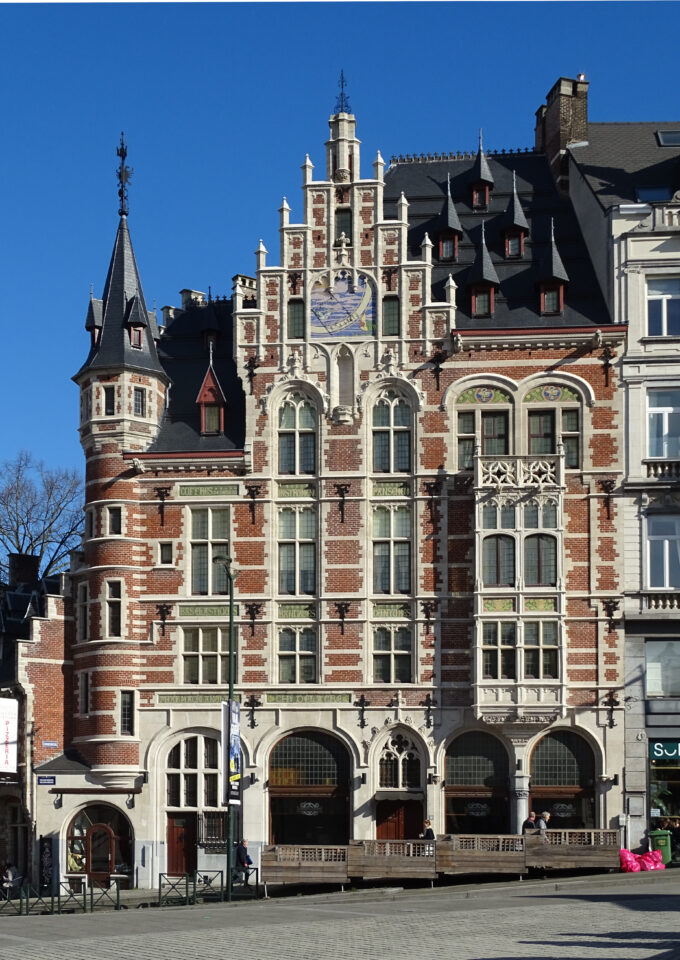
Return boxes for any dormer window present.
[471,285,494,318]
[131,326,143,348]
[541,283,564,315]
[472,184,489,210]
[439,231,458,262]
[505,231,524,259]
[202,404,223,435]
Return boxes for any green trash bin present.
[649,829,672,865]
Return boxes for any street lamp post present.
[213,554,238,902]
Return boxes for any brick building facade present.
[2,81,629,888]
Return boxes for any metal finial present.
[447,172,452,196]
[479,128,483,152]
[116,132,133,217]
[335,70,351,114]
[550,216,555,242]
[481,219,486,244]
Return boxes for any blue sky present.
[2,1,679,473]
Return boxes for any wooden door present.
[166,814,197,875]
[86,824,114,888]
[376,800,423,840]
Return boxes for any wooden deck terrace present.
[261,830,621,884]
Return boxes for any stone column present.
[511,775,532,834]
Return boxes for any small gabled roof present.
[85,296,103,331]
[124,294,148,328]
[540,219,569,283]
[470,130,494,186]
[469,221,499,286]
[503,170,529,232]
[195,360,227,406]
[444,173,463,233]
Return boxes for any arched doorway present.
[66,804,133,888]
[445,731,510,834]
[375,731,424,839]
[165,732,234,875]
[530,730,596,828]
[269,731,350,844]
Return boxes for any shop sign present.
[0,699,18,773]
[178,484,239,497]
[649,740,680,760]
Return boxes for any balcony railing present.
[642,591,680,611]
[475,454,564,490]
[645,459,680,480]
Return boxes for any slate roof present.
[384,150,610,330]
[35,749,91,774]
[74,216,166,381]
[146,297,246,453]
[570,122,680,210]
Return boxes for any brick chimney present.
[535,75,589,191]
[8,553,41,589]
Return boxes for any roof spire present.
[542,217,569,282]
[116,132,133,217]
[446,173,462,233]
[503,169,529,232]
[469,219,500,286]
[335,69,351,114]
[471,128,494,187]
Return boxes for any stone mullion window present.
[372,391,412,473]
[647,278,680,337]
[77,582,89,642]
[481,621,517,680]
[278,393,317,475]
[372,505,411,595]
[523,621,559,680]
[106,580,122,637]
[648,388,680,459]
[190,507,230,596]
[166,734,221,811]
[182,626,231,684]
[278,506,317,596]
[278,626,318,683]
[373,625,413,682]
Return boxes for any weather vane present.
[116,132,133,217]
[335,70,351,114]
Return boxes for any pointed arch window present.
[372,391,412,473]
[278,392,317,475]
[379,734,421,789]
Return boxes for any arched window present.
[482,535,515,586]
[531,731,594,788]
[278,392,316,475]
[444,732,510,835]
[66,804,134,884]
[524,534,557,586]
[524,383,582,469]
[373,391,411,473]
[378,733,421,789]
[166,734,221,809]
[269,731,351,845]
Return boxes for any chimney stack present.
[535,75,589,191]
[8,553,41,589]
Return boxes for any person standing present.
[419,819,435,841]
[521,811,537,833]
[234,839,253,886]
[536,811,551,831]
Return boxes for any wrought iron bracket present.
[156,603,172,636]
[245,355,259,395]
[602,598,620,634]
[334,483,351,523]
[335,600,351,635]
[154,486,171,527]
[243,693,261,729]
[421,599,437,634]
[355,693,370,728]
[603,689,620,729]
[598,476,616,520]
[422,692,437,729]
[245,483,262,524]
[244,601,263,636]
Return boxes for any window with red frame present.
[472,184,489,209]
[439,232,458,261]
[202,404,223,434]
[505,232,524,258]
[471,285,494,318]
[541,284,563,315]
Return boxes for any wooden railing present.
[261,830,620,884]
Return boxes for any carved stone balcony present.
[644,459,680,481]
[475,454,564,491]
[642,591,680,611]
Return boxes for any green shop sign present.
[649,740,680,760]
[179,484,240,497]
[178,604,240,618]
[267,693,352,704]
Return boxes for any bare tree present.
[0,451,84,581]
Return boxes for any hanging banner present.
[0,699,18,773]
[221,700,241,806]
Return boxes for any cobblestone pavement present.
[1,873,679,960]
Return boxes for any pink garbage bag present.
[620,848,641,872]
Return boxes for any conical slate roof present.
[541,219,569,282]
[468,221,499,286]
[74,216,166,381]
[444,174,462,233]
[503,171,529,232]
[470,130,494,186]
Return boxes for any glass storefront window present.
[646,640,680,697]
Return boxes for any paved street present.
[1,872,679,960]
